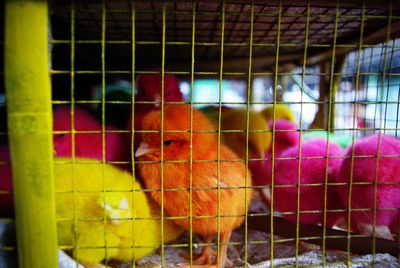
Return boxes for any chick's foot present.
[180,245,217,265]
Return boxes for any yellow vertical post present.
[4,1,58,267]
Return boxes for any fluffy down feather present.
[336,134,400,240]
[260,139,344,226]
[221,108,272,158]
[53,106,129,163]
[126,72,184,151]
[0,106,129,217]
[55,158,182,266]
[267,119,300,157]
[261,104,296,123]
[135,104,253,267]
[247,119,299,211]
[249,120,299,188]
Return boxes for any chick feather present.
[55,158,182,266]
[136,71,183,103]
[253,138,343,226]
[135,104,253,267]
[272,139,344,226]
[261,104,296,123]
[221,109,272,158]
[126,72,184,151]
[1,106,130,217]
[249,119,299,190]
[53,106,129,163]
[267,119,300,157]
[336,134,400,240]
[246,119,299,213]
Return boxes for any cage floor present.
[1,221,397,268]
[1,192,398,268]
[135,229,398,268]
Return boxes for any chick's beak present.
[135,141,157,157]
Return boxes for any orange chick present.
[135,104,253,268]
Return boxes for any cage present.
[1,0,400,267]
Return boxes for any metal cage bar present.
[130,0,137,265]
[4,1,58,267]
[188,1,196,266]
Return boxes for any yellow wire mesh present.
[1,0,400,267]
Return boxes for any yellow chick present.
[55,158,182,267]
[221,109,271,158]
[261,104,296,123]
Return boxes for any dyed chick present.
[261,104,296,123]
[53,105,129,163]
[135,105,253,268]
[55,158,182,267]
[336,134,400,240]
[221,108,272,159]
[248,119,299,206]
[0,106,130,217]
[260,139,344,226]
[266,119,299,157]
[127,72,184,150]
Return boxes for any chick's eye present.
[163,140,174,146]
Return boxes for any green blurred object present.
[94,82,133,102]
[302,131,353,149]
[94,81,133,129]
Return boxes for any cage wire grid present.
[1,0,400,267]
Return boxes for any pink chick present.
[0,106,130,217]
[53,105,129,163]
[336,134,400,240]
[267,119,300,157]
[248,119,299,208]
[262,138,344,226]
[249,119,299,188]
[126,72,184,150]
